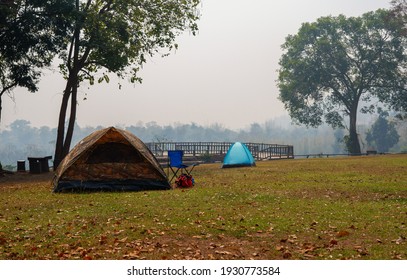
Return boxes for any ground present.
[0,156,406,260]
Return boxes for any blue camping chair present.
[167,150,198,183]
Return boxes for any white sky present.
[1,0,391,131]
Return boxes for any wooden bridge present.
[145,142,294,161]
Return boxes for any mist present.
[1,116,405,168]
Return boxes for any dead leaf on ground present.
[391,236,405,244]
[0,236,7,245]
[330,239,338,246]
[215,250,233,256]
[282,251,292,259]
[336,230,350,238]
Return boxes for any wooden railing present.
[145,142,294,161]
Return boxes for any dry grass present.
[0,154,406,260]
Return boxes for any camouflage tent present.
[52,127,170,192]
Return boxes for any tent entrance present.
[86,143,143,164]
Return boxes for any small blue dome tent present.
[222,142,256,168]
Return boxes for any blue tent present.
[222,142,256,168]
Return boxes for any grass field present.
[0,154,406,260]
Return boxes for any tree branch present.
[0,81,19,97]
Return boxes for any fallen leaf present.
[275,245,285,251]
[99,235,108,245]
[282,251,292,259]
[336,230,350,238]
[215,250,233,255]
[355,247,368,256]
[302,254,315,259]
[391,237,405,244]
[0,236,7,245]
[117,237,128,243]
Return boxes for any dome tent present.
[222,142,256,168]
[53,127,170,192]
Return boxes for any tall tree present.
[390,0,407,120]
[53,0,200,167]
[391,0,407,26]
[0,0,74,123]
[366,109,400,153]
[277,9,407,154]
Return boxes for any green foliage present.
[366,110,400,152]
[59,0,200,87]
[0,0,74,87]
[0,0,74,121]
[390,0,407,117]
[341,134,363,154]
[278,9,407,154]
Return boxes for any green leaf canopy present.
[278,9,407,129]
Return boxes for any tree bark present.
[53,62,82,168]
[62,78,77,157]
[348,105,362,155]
[54,79,73,168]
[0,94,2,124]
[1,82,18,124]
[53,0,81,169]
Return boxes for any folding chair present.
[167,150,198,183]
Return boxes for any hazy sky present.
[1,0,391,131]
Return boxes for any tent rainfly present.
[52,127,171,192]
[222,142,256,168]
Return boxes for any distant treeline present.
[1,118,406,167]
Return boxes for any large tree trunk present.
[54,82,72,168]
[0,94,2,124]
[53,67,80,168]
[348,106,362,155]
[62,80,77,157]
[54,0,81,169]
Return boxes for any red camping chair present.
[167,150,198,183]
